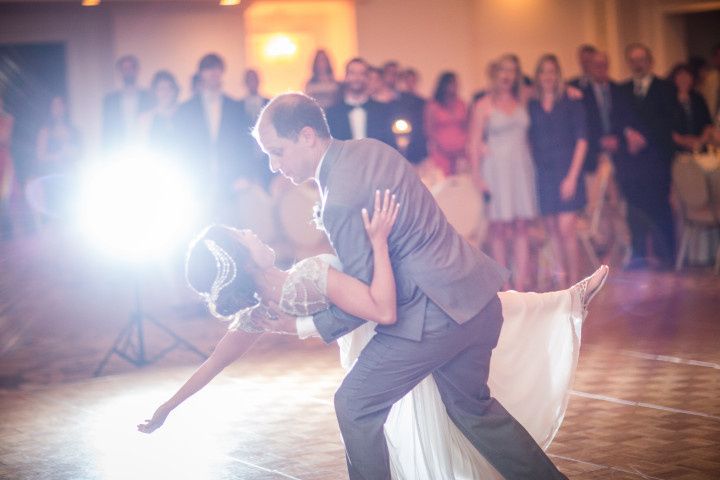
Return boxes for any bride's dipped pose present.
[138,190,608,479]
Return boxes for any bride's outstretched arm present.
[325,189,400,325]
[137,329,261,433]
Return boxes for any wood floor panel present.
[1,232,719,479]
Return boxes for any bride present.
[138,191,608,479]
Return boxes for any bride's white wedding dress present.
[232,254,586,479]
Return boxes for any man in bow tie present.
[325,57,397,149]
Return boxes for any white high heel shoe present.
[574,265,609,314]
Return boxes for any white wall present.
[355,0,476,99]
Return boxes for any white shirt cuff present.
[296,316,320,339]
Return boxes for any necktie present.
[633,80,644,99]
[599,85,611,134]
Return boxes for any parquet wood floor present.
[1,230,718,479]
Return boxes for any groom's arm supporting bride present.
[137,193,401,434]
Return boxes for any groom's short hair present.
[253,92,331,142]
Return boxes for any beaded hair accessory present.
[202,239,238,319]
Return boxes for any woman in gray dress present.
[469,54,537,291]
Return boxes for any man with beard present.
[325,57,396,149]
[102,55,153,151]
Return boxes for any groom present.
[253,93,567,480]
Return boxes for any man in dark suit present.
[102,55,153,151]
[568,44,598,91]
[174,53,252,218]
[325,58,397,149]
[618,43,677,268]
[254,93,568,480]
[581,51,637,173]
[392,68,428,164]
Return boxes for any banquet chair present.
[672,158,720,272]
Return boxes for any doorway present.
[0,42,67,184]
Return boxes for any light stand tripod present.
[94,276,207,377]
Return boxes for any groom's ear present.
[298,126,317,146]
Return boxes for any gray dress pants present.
[334,295,568,480]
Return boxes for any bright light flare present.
[77,154,197,260]
[263,34,298,59]
[392,118,412,135]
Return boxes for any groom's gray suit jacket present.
[313,138,509,343]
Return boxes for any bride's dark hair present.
[185,225,259,317]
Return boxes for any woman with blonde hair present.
[528,54,588,286]
[468,54,537,290]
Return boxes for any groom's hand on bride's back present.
[256,301,298,335]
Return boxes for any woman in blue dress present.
[528,54,588,286]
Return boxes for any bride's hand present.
[137,404,171,434]
[362,189,400,247]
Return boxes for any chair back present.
[673,159,710,210]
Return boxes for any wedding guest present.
[424,71,467,176]
[102,55,152,151]
[239,69,269,122]
[304,49,341,109]
[398,68,419,94]
[174,53,250,218]
[568,44,597,90]
[138,70,179,153]
[470,54,533,112]
[528,55,588,286]
[367,65,385,100]
[620,43,677,268]
[669,63,714,153]
[374,61,400,104]
[469,55,537,290]
[325,58,395,148]
[35,96,81,175]
[393,68,428,164]
[581,51,638,178]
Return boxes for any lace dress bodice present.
[229,254,338,332]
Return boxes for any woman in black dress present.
[139,70,179,154]
[669,63,714,153]
[528,54,588,286]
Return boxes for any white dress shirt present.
[295,144,332,339]
[120,90,141,142]
[345,95,369,140]
[202,91,223,142]
[633,75,654,99]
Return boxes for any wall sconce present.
[263,34,298,60]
